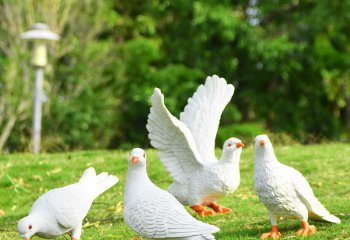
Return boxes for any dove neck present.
[27,214,44,237]
[221,149,241,164]
[255,148,279,166]
[124,166,153,200]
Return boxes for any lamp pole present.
[21,23,59,154]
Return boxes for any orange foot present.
[71,238,78,240]
[208,202,232,214]
[261,226,281,239]
[296,221,316,237]
[190,205,215,217]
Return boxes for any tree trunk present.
[345,97,350,140]
[0,115,17,152]
[342,78,350,141]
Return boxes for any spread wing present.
[146,88,204,183]
[123,189,219,238]
[180,75,235,163]
[287,166,341,224]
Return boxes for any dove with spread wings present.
[147,75,243,216]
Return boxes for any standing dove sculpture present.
[123,148,220,240]
[17,167,118,240]
[254,134,341,239]
[146,75,244,217]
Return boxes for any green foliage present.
[2,0,350,151]
[0,145,349,239]
[216,122,265,147]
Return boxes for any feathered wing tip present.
[178,75,235,163]
[207,224,220,234]
[204,75,235,101]
[150,88,165,111]
[179,223,219,240]
[147,88,168,128]
[185,234,216,240]
[196,221,220,235]
[79,167,96,182]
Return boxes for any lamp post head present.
[21,23,59,67]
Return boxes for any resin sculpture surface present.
[123,148,219,239]
[254,134,340,239]
[17,167,118,240]
[147,75,243,216]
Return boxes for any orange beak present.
[259,140,265,146]
[131,156,139,164]
[236,142,245,148]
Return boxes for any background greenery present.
[1,0,350,152]
[0,146,349,239]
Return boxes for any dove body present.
[18,167,118,240]
[147,75,243,216]
[254,134,340,238]
[123,148,220,240]
[168,145,241,206]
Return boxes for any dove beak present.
[259,140,265,146]
[236,142,245,148]
[131,156,139,164]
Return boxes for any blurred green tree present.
[1,0,350,152]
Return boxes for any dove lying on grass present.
[123,148,220,240]
[254,134,340,239]
[147,75,244,217]
[18,167,118,240]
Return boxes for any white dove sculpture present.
[123,148,220,240]
[254,134,341,239]
[17,167,118,240]
[146,75,244,217]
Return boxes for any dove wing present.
[44,184,93,228]
[123,189,219,238]
[180,75,235,163]
[287,166,340,223]
[147,88,204,183]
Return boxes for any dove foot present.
[261,225,281,239]
[296,221,316,237]
[208,202,232,214]
[190,205,215,217]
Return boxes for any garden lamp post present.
[21,23,59,154]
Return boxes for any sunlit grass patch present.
[0,144,349,239]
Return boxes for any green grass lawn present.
[0,144,349,239]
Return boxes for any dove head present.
[254,134,277,162]
[18,215,40,239]
[128,148,147,168]
[254,134,272,150]
[222,137,244,161]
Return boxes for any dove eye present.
[29,225,32,230]
[143,153,146,158]
[228,144,232,147]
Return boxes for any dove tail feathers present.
[80,167,97,182]
[93,174,119,199]
[309,212,341,224]
[303,193,341,224]
[321,214,341,224]
[80,167,118,198]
